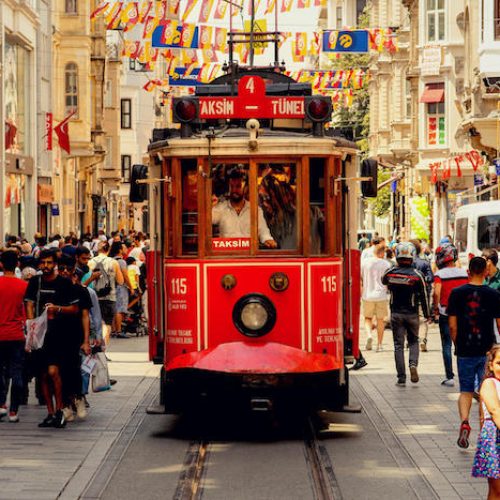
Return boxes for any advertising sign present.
[322,30,369,53]
[169,67,202,86]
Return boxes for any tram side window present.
[310,158,326,255]
[181,159,198,255]
[258,164,297,250]
[211,164,251,252]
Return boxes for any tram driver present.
[212,168,277,248]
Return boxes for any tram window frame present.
[205,160,252,257]
[308,157,328,256]
[162,159,174,258]
[254,159,302,256]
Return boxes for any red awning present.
[420,87,445,103]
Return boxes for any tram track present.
[173,439,209,500]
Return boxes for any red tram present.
[131,65,377,414]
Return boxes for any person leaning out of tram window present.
[212,168,277,248]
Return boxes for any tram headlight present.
[232,294,277,338]
[173,98,198,123]
[305,97,332,122]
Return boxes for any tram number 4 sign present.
[199,75,305,119]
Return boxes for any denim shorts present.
[116,286,129,314]
[457,356,487,393]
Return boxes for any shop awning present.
[420,85,445,103]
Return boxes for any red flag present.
[54,111,76,154]
[90,1,109,19]
[454,155,463,177]
[5,120,17,150]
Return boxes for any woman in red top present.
[0,250,28,422]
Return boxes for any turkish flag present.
[54,111,75,154]
[5,120,17,150]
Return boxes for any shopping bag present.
[25,309,48,352]
[91,352,111,392]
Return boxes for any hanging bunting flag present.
[202,48,218,63]
[5,120,17,150]
[214,27,228,52]
[156,0,168,21]
[182,0,200,20]
[322,30,369,53]
[181,48,199,65]
[295,32,307,56]
[138,1,153,22]
[90,1,110,19]
[152,22,199,48]
[214,0,228,18]
[142,15,159,39]
[265,0,276,14]
[199,25,214,49]
[281,0,293,13]
[122,2,140,32]
[45,113,53,151]
[454,155,463,177]
[199,0,215,23]
[105,2,123,29]
[180,22,197,48]
[169,0,181,15]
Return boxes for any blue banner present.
[169,68,203,86]
[322,30,369,53]
[494,158,500,176]
[152,24,199,49]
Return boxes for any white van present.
[454,200,500,264]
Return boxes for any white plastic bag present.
[25,309,48,352]
[91,352,111,392]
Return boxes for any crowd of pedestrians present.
[0,230,149,427]
[358,232,500,497]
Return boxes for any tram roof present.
[148,127,359,154]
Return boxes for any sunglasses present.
[58,265,74,271]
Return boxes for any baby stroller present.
[123,291,148,337]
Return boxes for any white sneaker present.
[441,378,455,387]
[376,344,383,352]
[0,406,7,418]
[62,406,75,422]
[366,337,373,351]
[75,398,87,420]
[8,412,19,423]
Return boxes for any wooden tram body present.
[136,68,375,414]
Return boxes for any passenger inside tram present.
[212,167,277,248]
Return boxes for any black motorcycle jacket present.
[382,264,430,317]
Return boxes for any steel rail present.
[173,440,209,500]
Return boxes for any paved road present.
[0,326,490,499]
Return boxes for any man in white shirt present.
[212,170,277,248]
[361,244,390,351]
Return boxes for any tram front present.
[137,70,371,414]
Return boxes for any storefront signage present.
[45,113,53,151]
[5,153,34,176]
[199,76,305,119]
[494,158,500,176]
[38,184,54,204]
[51,203,60,216]
[421,46,442,77]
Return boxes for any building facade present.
[0,0,41,240]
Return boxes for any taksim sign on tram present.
[199,76,306,119]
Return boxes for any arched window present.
[65,63,78,116]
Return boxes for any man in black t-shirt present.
[448,256,500,449]
[25,250,79,428]
[57,254,92,422]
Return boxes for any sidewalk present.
[353,323,487,500]
[0,337,160,500]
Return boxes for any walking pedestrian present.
[109,241,131,338]
[410,239,434,352]
[433,244,468,386]
[358,232,369,251]
[361,244,390,351]
[482,248,500,291]
[471,345,500,498]
[448,257,500,449]
[0,251,28,423]
[57,255,91,422]
[382,242,431,386]
[89,241,124,347]
[25,249,80,428]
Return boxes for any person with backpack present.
[88,242,124,347]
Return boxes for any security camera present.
[246,119,260,131]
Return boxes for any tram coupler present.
[250,398,273,412]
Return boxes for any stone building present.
[0,0,41,240]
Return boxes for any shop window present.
[65,63,78,116]
[405,79,412,119]
[129,59,136,70]
[65,0,77,14]
[121,98,132,129]
[426,0,445,42]
[309,159,326,255]
[421,83,445,146]
[336,7,343,29]
[121,155,131,182]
